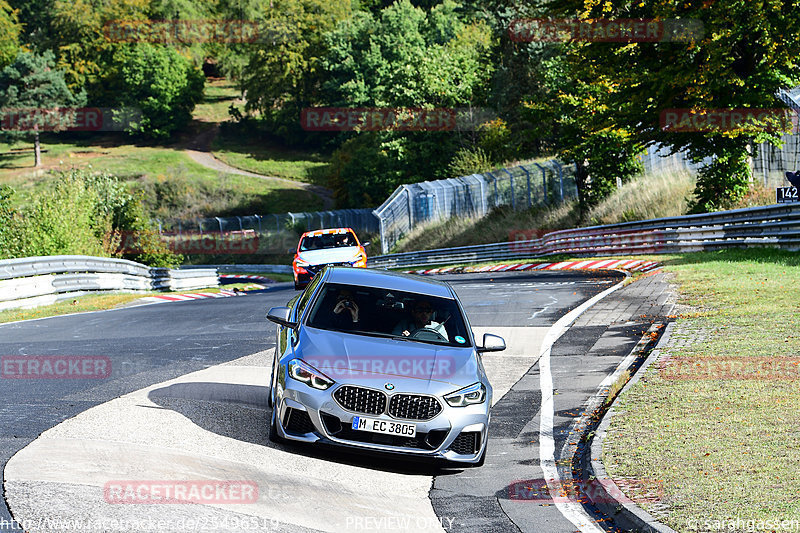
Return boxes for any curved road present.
[0,270,674,532]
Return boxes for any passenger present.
[392,300,448,340]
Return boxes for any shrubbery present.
[0,170,180,267]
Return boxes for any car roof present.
[324,267,454,298]
[300,228,355,238]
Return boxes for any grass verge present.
[0,282,272,324]
[603,248,800,531]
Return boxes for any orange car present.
[292,228,368,290]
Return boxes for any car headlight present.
[352,253,365,264]
[287,359,334,390]
[294,258,310,267]
[444,382,486,407]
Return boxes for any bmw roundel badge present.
[384,383,395,391]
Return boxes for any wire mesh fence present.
[156,208,379,235]
[373,160,579,254]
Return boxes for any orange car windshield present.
[300,233,357,251]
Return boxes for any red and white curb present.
[139,290,239,303]
[219,274,274,284]
[405,259,661,275]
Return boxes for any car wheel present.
[269,407,284,444]
[294,281,303,291]
[267,353,277,409]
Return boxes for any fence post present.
[215,217,223,233]
[503,168,515,210]
[533,163,547,204]
[552,160,565,201]
[520,166,532,208]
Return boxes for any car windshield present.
[305,283,472,347]
[299,232,357,251]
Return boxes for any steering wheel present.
[409,327,448,341]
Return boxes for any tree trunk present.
[574,160,590,224]
[34,128,41,168]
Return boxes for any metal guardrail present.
[0,256,220,312]
[367,203,800,269]
[180,264,292,274]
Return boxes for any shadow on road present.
[148,381,463,477]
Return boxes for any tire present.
[269,408,284,444]
[294,280,304,291]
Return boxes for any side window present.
[293,272,324,322]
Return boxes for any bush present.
[109,44,204,139]
[0,170,181,267]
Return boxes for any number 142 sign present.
[777,186,799,203]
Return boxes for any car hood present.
[296,327,483,395]
[296,247,361,264]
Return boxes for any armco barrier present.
[367,203,800,269]
[0,256,219,312]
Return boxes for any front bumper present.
[273,382,489,464]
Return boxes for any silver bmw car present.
[266,266,505,466]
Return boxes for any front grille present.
[334,386,387,415]
[449,431,480,455]
[389,394,442,421]
[283,407,316,435]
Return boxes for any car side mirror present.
[362,241,371,247]
[266,306,298,329]
[477,333,506,353]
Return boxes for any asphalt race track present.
[0,270,675,533]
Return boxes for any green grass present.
[0,139,323,217]
[0,281,279,324]
[211,133,330,184]
[193,78,241,124]
[603,249,800,531]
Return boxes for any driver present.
[392,300,449,340]
[330,288,360,328]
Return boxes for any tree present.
[0,51,86,167]
[318,0,495,206]
[0,0,20,68]
[240,0,353,135]
[107,44,204,139]
[547,0,800,212]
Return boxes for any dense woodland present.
[1,0,799,222]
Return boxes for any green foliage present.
[0,0,20,68]
[320,0,493,107]
[448,146,494,177]
[317,0,495,206]
[108,44,204,139]
[48,0,150,92]
[547,0,800,212]
[0,170,180,266]
[0,50,87,139]
[240,0,353,120]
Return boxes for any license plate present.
[351,416,416,437]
